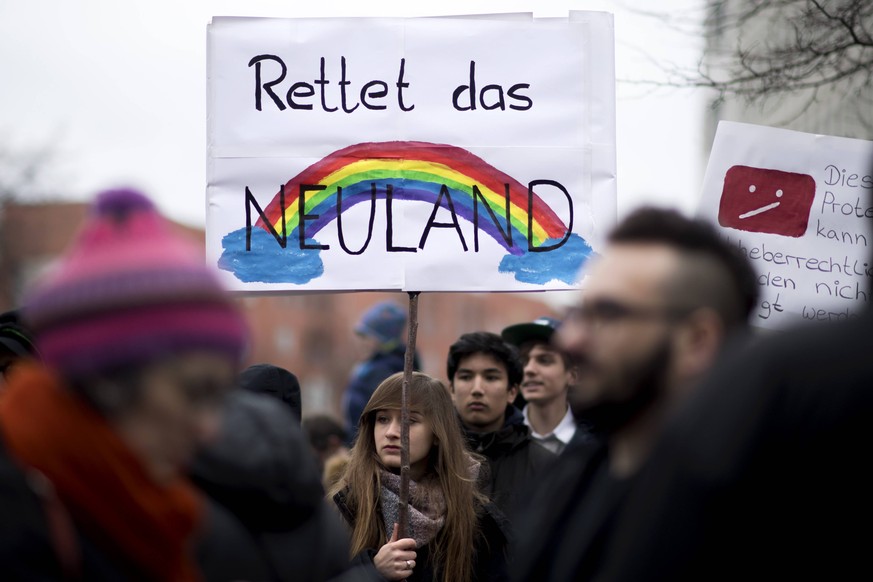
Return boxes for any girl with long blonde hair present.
[329,371,509,582]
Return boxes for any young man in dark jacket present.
[447,332,555,516]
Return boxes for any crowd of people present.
[1,185,870,581]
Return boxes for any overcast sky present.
[0,0,707,227]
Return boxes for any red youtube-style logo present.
[718,165,816,238]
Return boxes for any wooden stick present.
[397,291,420,539]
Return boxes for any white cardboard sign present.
[206,13,616,292]
[699,121,873,329]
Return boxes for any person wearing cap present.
[0,309,39,393]
[342,300,419,446]
[501,316,581,455]
[509,207,758,581]
[237,362,303,423]
[447,331,556,516]
[0,189,248,580]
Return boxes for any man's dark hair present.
[608,207,758,327]
[447,332,523,388]
[517,339,582,372]
[302,414,348,453]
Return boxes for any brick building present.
[0,200,560,418]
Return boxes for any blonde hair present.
[322,449,350,492]
[329,371,483,582]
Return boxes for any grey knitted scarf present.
[380,470,447,548]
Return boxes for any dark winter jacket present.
[190,390,352,582]
[509,433,625,582]
[0,432,148,581]
[333,488,510,582]
[0,432,66,580]
[463,405,557,516]
[342,345,419,445]
[597,312,873,582]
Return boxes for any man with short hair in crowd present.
[447,331,555,515]
[501,316,581,455]
[511,206,758,581]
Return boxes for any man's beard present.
[570,338,672,436]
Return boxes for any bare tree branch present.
[625,0,873,105]
[0,133,66,203]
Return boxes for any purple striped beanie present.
[22,188,248,377]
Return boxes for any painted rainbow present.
[255,141,572,255]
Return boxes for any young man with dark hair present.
[501,316,581,455]
[447,331,555,515]
[511,206,758,581]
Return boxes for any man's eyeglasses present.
[564,299,688,331]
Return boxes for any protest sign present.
[206,13,616,292]
[699,121,873,329]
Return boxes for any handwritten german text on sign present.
[206,14,617,292]
[699,121,873,329]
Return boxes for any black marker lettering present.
[248,55,287,111]
[299,184,329,250]
[245,185,286,250]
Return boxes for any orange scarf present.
[0,363,202,581]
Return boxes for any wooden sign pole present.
[397,291,420,538]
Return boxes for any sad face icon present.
[718,165,816,238]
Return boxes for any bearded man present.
[510,207,758,582]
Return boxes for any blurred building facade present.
[704,0,873,145]
[0,200,559,418]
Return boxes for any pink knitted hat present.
[23,188,248,377]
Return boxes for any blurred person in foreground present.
[0,189,247,580]
[191,389,357,581]
[330,371,510,582]
[597,229,873,578]
[511,207,758,581]
[342,300,419,445]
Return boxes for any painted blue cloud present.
[218,227,324,284]
[499,233,593,285]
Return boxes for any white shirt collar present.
[522,404,576,445]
